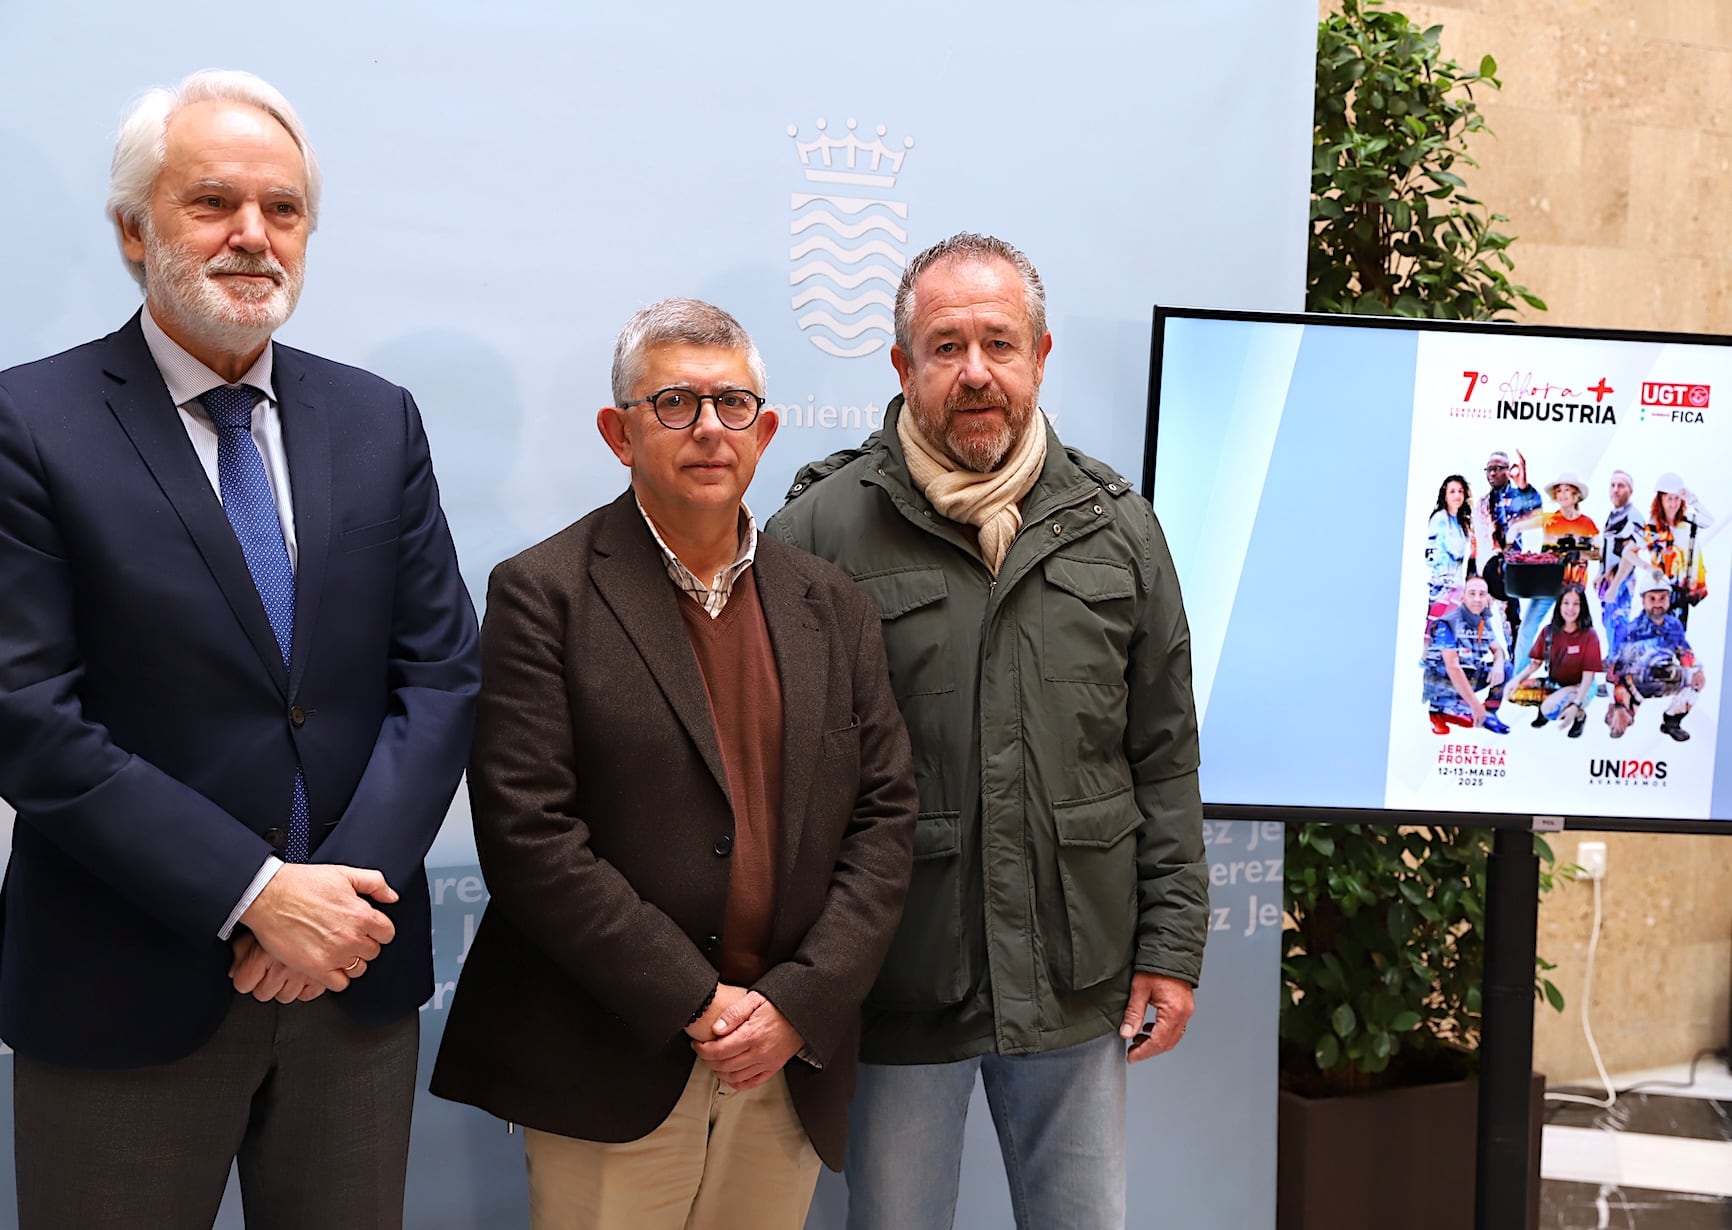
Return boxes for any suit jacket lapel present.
[101,317,289,695]
[588,492,732,804]
[275,350,329,699]
[754,542,828,883]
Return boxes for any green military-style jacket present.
[765,398,1208,1064]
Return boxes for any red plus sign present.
[1588,378,1614,402]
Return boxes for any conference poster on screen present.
[1384,330,1732,821]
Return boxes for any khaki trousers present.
[524,1059,821,1230]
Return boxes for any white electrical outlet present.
[1576,840,1608,881]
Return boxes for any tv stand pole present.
[1473,820,1549,1230]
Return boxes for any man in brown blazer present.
[430,298,917,1229]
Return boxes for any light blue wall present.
[0,2,1314,1224]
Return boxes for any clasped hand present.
[688,986,805,1091]
[231,863,398,1002]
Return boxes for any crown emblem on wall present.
[786,118,915,188]
[784,117,916,360]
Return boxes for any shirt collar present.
[635,496,758,599]
[140,306,277,408]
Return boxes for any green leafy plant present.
[1309,0,1546,318]
[1281,825,1565,1095]
[1287,3,1561,1096]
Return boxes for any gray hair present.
[610,298,767,405]
[893,232,1047,353]
[107,69,322,289]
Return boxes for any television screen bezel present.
[1144,304,1732,834]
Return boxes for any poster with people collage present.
[1385,331,1732,821]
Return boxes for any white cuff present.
[218,857,284,940]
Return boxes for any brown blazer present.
[429,490,916,1168]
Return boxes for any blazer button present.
[714,834,733,856]
[704,933,721,953]
[289,705,306,727]
[262,827,286,852]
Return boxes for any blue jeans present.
[1512,595,1554,672]
[1540,684,1594,720]
[844,1033,1127,1230]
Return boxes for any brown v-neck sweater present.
[677,573,784,985]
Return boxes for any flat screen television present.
[1144,307,1732,833]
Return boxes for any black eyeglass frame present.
[619,386,766,431]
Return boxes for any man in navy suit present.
[0,69,480,1229]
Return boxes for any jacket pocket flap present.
[1043,557,1134,603]
[821,717,860,758]
[913,811,961,859]
[857,568,949,620]
[1052,789,1138,848]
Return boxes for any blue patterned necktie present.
[200,384,310,862]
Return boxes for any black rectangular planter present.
[1276,1074,1543,1230]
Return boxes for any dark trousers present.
[14,994,417,1230]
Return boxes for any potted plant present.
[1282,4,1557,1227]
[1307,0,1543,321]
[1278,825,1563,1229]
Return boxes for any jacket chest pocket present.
[856,568,955,700]
[1041,556,1135,685]
[339,515,401,554]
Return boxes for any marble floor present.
[1541,1058,1732,1228]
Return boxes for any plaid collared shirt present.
[636,497,758,619]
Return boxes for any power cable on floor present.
[1544,875,1616,1110]
[1611,1046,1727,1097]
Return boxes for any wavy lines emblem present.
[786,119,914,359]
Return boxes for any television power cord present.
[1612,1046,1727,1096]
[1540,873,1729,1119]
[1543,874,1617,1111]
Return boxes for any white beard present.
[143,222,302,359]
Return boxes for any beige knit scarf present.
[897,404,1048,575]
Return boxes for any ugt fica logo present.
[1640,382,1710,424]
[785,118,915,359]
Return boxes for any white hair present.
[106,69,321,289]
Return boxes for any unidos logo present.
[1587,757,1669,786]
[785,118,915,359]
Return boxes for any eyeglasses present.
[1485,463,1509,472]
[620,387,765,431]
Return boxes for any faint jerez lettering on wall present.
[421,868,486,1016]
[1203,820,1286,938]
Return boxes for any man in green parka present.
[766,233,1209,1230]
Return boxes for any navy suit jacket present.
[0,313,481,1067]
